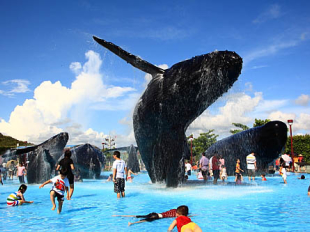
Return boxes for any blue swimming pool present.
[0,172,309,231]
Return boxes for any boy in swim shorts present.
[7,184,34,206]
[168,205,202,232]
[39,169,69,213]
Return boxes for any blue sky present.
[0,1,309,147]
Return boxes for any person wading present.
[56,149,75,200]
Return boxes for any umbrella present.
[6,160,17,169]
[281,154,292,162]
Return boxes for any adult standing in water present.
[112,151,128,198]
[246,152,256,181]
[212,155,220,184]
[16,162,26,184]
[56,149,75,200]
[199,152,209,181]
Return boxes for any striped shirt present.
[246,154,256,169]
[7,192,21,206]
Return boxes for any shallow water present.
[0,172,309,232]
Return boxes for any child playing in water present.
[107,174,113,182]
[261,174,267,181]
[235,173,242,185]
[298,175,305,180]
[235,159,244,182]
[279,163,287,184]
[167,205,202,232]
[39,169,69,213]
[127,169,137,182]
[124,209,177,226]
[7,184,34,206]
[220,165,227,182]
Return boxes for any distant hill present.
[0,133,33,155]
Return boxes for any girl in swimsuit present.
[127,169,137,182]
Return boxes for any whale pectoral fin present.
[93,36,165,76]
[14,145,38,155]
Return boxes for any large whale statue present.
[205,121,288,175]
[3,132,69,184]
[126,144,140,173]
[93,36,243,187]
[57,143,105,179]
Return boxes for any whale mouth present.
[213,51,243,78]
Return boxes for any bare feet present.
[51,205,56,210]
[57,209,61,214]
[128,222,132,226]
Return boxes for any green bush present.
[285,134,310,162]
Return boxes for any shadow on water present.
[66,206,97,213]
[74,194,97,199]
[125,192,141,198]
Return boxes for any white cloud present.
[188,92,263,138]
[0,50,136,146]
[69,62,82,75]
[187,88,310,140]
[255,99,288,112]
[269,111,310,132]
[248,65,268,70]
[295,94,310,106]
[244,82,253,92]
[243,41,298,67]
[0,79,31,97]
[253,4,282,24]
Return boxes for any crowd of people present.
[183,151,308,187]
[0,161,27,184]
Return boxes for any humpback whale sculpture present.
[126,144,140,173]
[205,121,288,175]
[3,132,69,184]
[94,36,243,187]
[58,143,105,179]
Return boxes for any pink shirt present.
[219,158,225,166]
[17,166,25,176]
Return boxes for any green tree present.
[285,134,310,162]
[230,123,249,134]
[187,130,218,160]
[253,118,270,127]
[0,133,33,155]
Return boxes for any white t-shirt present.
[185,163,192,172]
[112,159,127,178]
[246,154,256,169]
[209,157,213,170]
[51,175,69,195]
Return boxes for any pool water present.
[0,172,309,232]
